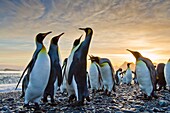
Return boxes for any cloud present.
[0,0,170,67]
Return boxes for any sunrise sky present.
[0,0,170,69]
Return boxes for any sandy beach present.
[0,84,170,112]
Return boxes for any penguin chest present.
[136,60,153,96]
[125,69,132,83]
[100,63,113,84]
[89,63,100,89]
[29,51,51,91]
[164,62,170,86]
[117,71,122,83]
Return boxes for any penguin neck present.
[36,41,43,50]
[49,43,59,54]
[79,33,92,55]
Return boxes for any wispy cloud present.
[0,0,170,67]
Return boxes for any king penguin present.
[127,49,157,99]
[115,68,122,85]
[89,55,102,95]
[60,58,68,94]
[65,35,82,102]
[99,57,116,95]
[123,63,133,85]
[156,63,166,91]
[164,59,170,91]
[68,27,93,106]
[16,31,52,109]
[43,33,64,104]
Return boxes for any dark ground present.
[0,84,170,113]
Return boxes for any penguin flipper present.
[68,58,78,85]
[54,62,63,87]
[15,49,40,90]
[139,57,157,91]
[15,59,33,90]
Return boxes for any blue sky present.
[0,0,170,69]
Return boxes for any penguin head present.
[127,63,131,68]
[89,55,100,64]
[51,32,64,45]
[118,68,122,71]
[36,31,52,43]
[63,58,68,64]
[79,27,93,36]
[127,49,143,60]
[73,35,82,47]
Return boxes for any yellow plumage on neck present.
[40,45,46,54]
[100,62,108,67]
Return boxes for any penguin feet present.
[85,96,90,102]
[42,97,48,103]
[68,94,76,103]
[107,91,111,96]
[70,101,84,107]
[33,103,42,112]
[23,104,30,109]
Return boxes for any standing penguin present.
[115,68,122,85]
[127,49,157,99]
[60,58,68,94]
[164,59,170,91]
[16,31,52,109]
[65,35,82,102]
[156,63,166,91]
[68,27,93,106]
[89,55,116,95]
[43,33,64,104]
[122,63,132,85]
[99,57,116,95]
[89,55,102,95]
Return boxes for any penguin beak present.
[58,32,64,38]
[79,28,86,30]
[126,49,135,55]
[126,49,133,53]
[43,31,52,37]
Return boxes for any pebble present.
[0,84,170,112]
[158,100,169,107]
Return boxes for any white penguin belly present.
[125,69,132,84]
[136,60,153,96]
[25,51,50,103]
[117,71,122,84]
[60,71,67,93]
[100,63,113,92]
[122,74,126,84]
[164,62,170,87]
[89,63,100,90]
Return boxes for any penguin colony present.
[16,27,170,110]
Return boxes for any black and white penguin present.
[115,68,122,85]
[89,55,102,95]
[99,57,116,95]
[43,33,64,104]
[60,58,68,94]
[16,31,52,109]
[127,49,157,99]
[164,59,170,91]
[68,27,93,106]
[156,63,166,91]
[122,63,132,85]
[65,35,82,102]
